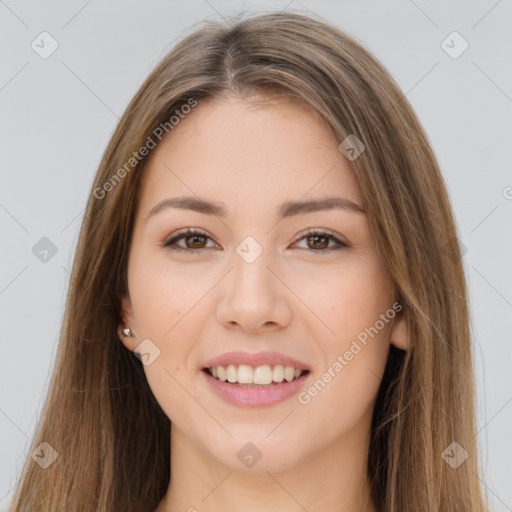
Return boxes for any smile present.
[204,364,308,386]
[201,365,311,408]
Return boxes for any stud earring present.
[122,328,132,337]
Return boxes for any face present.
[119,93,407,473]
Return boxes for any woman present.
[9,10,488,512]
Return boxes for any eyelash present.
[162,228,350,254]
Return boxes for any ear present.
[389,310,409,351]
[117,293,138,351]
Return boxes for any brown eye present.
[183,234,207,249]
[294,230,349,253]
[163,228,349,254]
[163,228,216,253]
[306,234,330,250]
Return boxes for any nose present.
[215,245,293,333]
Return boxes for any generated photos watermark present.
[298,302,403,405]
[93,97,198,199]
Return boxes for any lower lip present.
[201,370,310,408]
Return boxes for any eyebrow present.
[146,195,366,221]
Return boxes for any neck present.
[155,424,376,512]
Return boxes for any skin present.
[118,93,408,512]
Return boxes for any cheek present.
[298,320,391,442]
[128,261,203,400]
[292,252,393,342]
[131,268,206,425]
[129,259,205,338]
[293,255,392,430]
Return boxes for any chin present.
[205,431,309,474]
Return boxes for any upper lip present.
[202,351,311,371]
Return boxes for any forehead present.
[138,95,363,215]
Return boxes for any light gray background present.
[1,0,511,510]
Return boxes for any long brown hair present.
[9,10,487,511]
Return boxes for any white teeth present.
[207,364,306,385]
[284,366,295,382]
[273,365,284,382]
[253,365,272,385]
[237,364,253,384]
[217,365,227,382]
[226,364,237,383]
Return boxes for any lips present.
[201,350,312,407]
[202,350,311,371]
